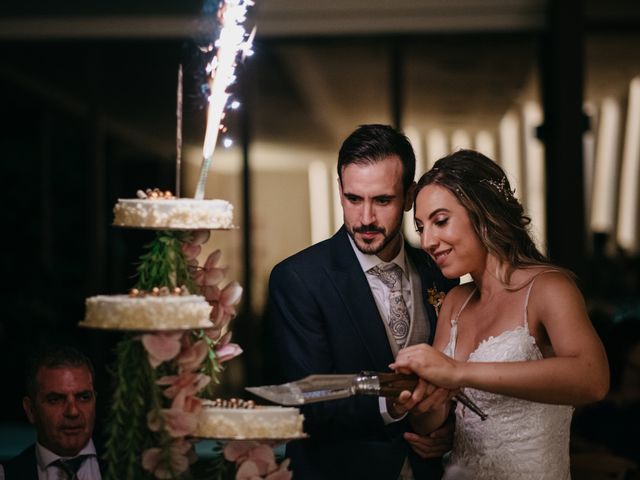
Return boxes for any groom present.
[267,124,458,479]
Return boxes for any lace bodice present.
[442,279,574,480]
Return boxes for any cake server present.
[246,372,487,420]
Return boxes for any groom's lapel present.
[327,228,394,370]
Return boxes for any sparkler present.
[194,0,256,200]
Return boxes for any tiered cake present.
[83,188,303,479]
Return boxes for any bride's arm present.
[393,273,609,406]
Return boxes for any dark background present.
[1,0,639,475]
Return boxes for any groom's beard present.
[349,222,402,257]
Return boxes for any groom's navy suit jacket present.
[267,226,457,479]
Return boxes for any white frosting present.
[113,198,234,229]
[81,294,214,330]
[195,403,305,439]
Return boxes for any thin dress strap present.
[523,269,560,329]
[446,286,477,360]
[454,287,477,324]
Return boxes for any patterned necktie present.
[368,263,410,348]
[53,455,88,480]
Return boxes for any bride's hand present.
[391,344,463,389]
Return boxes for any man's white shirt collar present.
[35,439,97,470]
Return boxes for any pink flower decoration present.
[209,281,243,325]
[142,439,194,479]
[193,250,228,287]
[215,332,243,363]
[147,384,203,438]
[141,332,183,368]
[156,372,210,399]
[181,242,201,261]
[147,407,199,438]
[265,459,292,480]
[224,441,273,464]
[224,441,292,480]
[236,460,260,480]
[185,229,211,246]
[202,284,221,304]
[177,339,209,373]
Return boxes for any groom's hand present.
[387,378,429,418]
[404,419,454,459]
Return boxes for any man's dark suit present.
[267,226,458,479]
[2,441,104,479]
[2,445,38,480]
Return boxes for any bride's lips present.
[432,249,452,266]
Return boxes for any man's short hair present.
[337,124,416,193]
[25,345,95,398]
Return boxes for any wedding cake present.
[113,189,234,230]
[195,399,305,439]
[81,288,214,330]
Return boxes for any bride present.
[391,149,609,479]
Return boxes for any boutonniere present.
[427,284,446,316]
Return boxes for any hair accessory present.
[481,176,515,201]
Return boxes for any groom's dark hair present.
[337,124,416,193]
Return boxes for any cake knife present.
[246,372,487,420]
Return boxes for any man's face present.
[340,155,413,262]
[23,366,96,457]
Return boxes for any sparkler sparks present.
[194,0,255,200]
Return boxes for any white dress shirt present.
[0,439,101,480]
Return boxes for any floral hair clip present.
[427,285,446,316]
[480,176,515,201]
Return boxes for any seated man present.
[1,345,101,479]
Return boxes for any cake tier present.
[81,294,214,330]
[113,198,234,230]
[195,402,305,440]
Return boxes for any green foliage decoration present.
[134,231,196,292]
[103,335,157,480]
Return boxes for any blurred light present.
[522,101,546,253]
[499,110,522,200]
[230,100,241,109]
[617,77,640,253]
[426,129,448,168]
[474,130,496,159]
[451,129,472,151]
[403,126,425,247]
[308,161,331,244]
[591,97,622,233]
[223,137,233,148]
[332,164,343,234]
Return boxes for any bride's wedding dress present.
[442,279,573,479]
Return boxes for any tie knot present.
[53,455,89,479]
[368,263,403,289]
